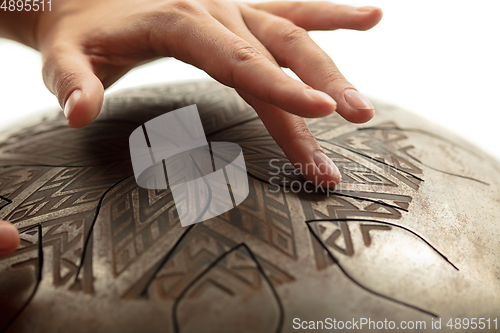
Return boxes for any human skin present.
[0,0,382,256]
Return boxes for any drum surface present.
[0,80,499,332]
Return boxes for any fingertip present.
[311,150,341,186]
[44,47,105,129]
[355,6,383,31]
[283,136,342,188]
[343,107,375,124]
[66,92,103,128]
[65,82,104,128]
[358,107,375,123]
[356,6,381,13]
[305,88,337,117]
[64,89,82,119]
[0,221,20,257]
[341,89,375,123]
[285,150,341,189]
[368,7,383,27]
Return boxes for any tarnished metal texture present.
[0,80,499,332]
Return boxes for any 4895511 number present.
[446,318,498,330]
[1,0,51,11]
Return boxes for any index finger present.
[149,5,337,118]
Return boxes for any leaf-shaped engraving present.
[174,244,283,333]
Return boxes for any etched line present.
[0,162,130,168]
[306,218,458,271]
[331,193,409,213]
[246,172,411,215]
[317,138,425,182]
[1,224,43,333]
[172,243,284,333]
[74,175,134,284]
[406,159,489,185]
[0,195,12,210]
[207,116,260,138]
[244,244,285,333]
[142,124,156,165]
[357,126,484,160]
[208,142,216,172]
[139,157,214,296]
[222,166,236,207]
[162,159,170,188]
[138,224,195,298]
[306,222,439,318]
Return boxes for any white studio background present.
[1,0,499,160]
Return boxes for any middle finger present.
[240,4,375,124]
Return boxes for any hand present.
[33,0,382,185]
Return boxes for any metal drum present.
[1,80,499,332]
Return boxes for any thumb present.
[42,44,104,128]
[0,221,20,257]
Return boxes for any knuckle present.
[231,40,262,63]
[55,72,79,102]
[320,70,348,85]
[147,0,203,54]
[164,0,200,14]
[292,127,314,142]
[149,0,202,26]
[204,0,225,9]
[276,24,309,45]
[42,47,79,101]
[280,122,313,151]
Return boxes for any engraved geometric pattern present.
[1,81,498,332]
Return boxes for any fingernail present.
[357,6,380,12]
[306,89,337,109]
[313,150,341,181]
[64,89,82,119]
[0,222,19,251]
[344,89,374,111]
